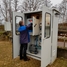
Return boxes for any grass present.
[0,41,40,67]
[47,58,67,67]
[0,31,5,35]
[0,41,67,67]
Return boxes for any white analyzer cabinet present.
[4,22,11,31]
[12,6,60,67]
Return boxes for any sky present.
[50,0,63,5]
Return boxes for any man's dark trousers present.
[20,43,27,59]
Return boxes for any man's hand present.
[30,23,33,26]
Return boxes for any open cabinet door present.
[12,12,24,58]
[33,16,40,35]
[41,6,52,67]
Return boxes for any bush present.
[0,31,12,41]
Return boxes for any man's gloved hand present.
[28,23,33,30]
[30,23,33,26]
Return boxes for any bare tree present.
[58,0,67,22]
[19,0,52,12]
[0,0,19,23]
[11,0,19,11]
[8,0,12,22]
[8,0,19,22]
[0,0,52,22]
[44,0,52,7]
[0,7,3,24]
[0,0,9,22]
[0,0,12,22]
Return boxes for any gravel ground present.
[0,41,67,67]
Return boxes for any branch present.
[0,7,6,18]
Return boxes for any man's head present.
[19,20,24,26]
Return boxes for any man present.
[18,20,32,61]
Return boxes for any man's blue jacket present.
[18,23,32,44]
